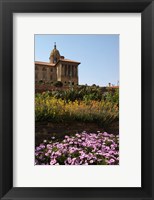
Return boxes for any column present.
[72,65,74,77]
[73,66,75,77]
[68,65,70,77]
[63,65,65,76]
[64,65,66,76]
[61,65,63,76]
[70,65,72,77]
[76,66,78,77]
[74,66,77,77]
[61,64,63,76]
[66,65,68,76]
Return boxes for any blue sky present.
[35,35,119,86]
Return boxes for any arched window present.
[54,57,57,63]
[43,72,46,80]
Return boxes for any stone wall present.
[35,84,118,93]
[35,65,57,82]
[35,84,73,93]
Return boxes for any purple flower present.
[36,147,42,151]
[108,158,115,164]
[50,159,57,165]
[35,131,119,165]
[67,157,72,164]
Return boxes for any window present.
[43,71,46,80]
[35,72,38,80]
[42,67,46,71]
[50,68,53,72]
[68,65,70,76]
[65,65,67,76]
[50,75,53,80]
[75,66,77,77]
[54,57,57,63]
[72,65,74,77]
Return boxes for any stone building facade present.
[35,43,80,86]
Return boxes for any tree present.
[53,81,63,87]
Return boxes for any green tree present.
[53,81,63,88]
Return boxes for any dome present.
[49,43,60,63]
[50,48,60,57]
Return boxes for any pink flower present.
[50,159,57,165]
[35,132,119,165]
[67,157,72,164]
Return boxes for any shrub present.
[53,81,63,87]
[35,96,119,125]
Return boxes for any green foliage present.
[38,80,44,84]
[35,96,119,126]
[35,86,119,127]
[53,81,63,87]
[36,86,119,103]
[102,88,119,105]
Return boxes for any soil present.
[35,121,119,146]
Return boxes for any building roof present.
[35,61,56,67]
[35,58,80,67]
[58,58,80,64]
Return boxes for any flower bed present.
[35,96,118,126]
[35,132,119,165]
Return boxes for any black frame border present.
[0,0,154,199]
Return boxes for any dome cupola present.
[49,42,60,63]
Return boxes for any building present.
[35,43,80,86]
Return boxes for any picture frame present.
[0,0,154,199]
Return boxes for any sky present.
[35,34,119,86]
